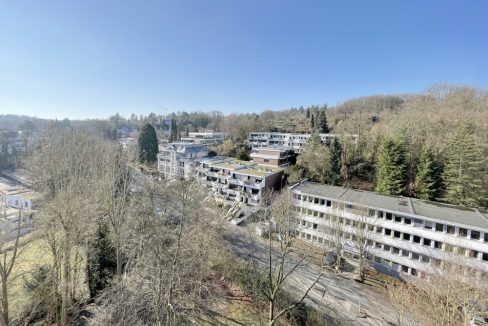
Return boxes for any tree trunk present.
[1,272,8,326]
[61,241,70,326]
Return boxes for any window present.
[404,218,411,225]
[459,228,468,237]
[314,197,319,204]
[485,233,488,242]
[392,247,400,254]
[386,213,393,220]
[384,229,392,236]
[434,241,442,249]
[378,211,384,218]
[403,233,411,241]
[264,159,269,163]
[412,253,420,260]
[326,200,332,207]
[424,221,433,229]
[402,250,409,257]
[369,209,375,217]
[394,231,401,239]
[395,216,402,223]
[421,255,430,263]
[384,245,391,252]
[401,265,409,273]
[319,199,325,205]
[313,224,318,230]
[446,225,455,234]
[471,230,480,240]
[376,227,383,234]
[423,238,431,246]
[319,212,324,218]
[483,253,488,262]
[413,236,421,244]
[413,219,423,227]
[375,242,382,249]
[411,269,418,276]
[435,223,444,232]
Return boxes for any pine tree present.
[138,123,158,163]
[316,110,329,133]
[310,114,315,130]
[375,137,407,195]
[306,107,310,118]
[442,122,485,207]
[416,145,443,201]
[87,220,117,298]
[330,138,342,185]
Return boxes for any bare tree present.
[0,210,24,326]
[258,189,323,326]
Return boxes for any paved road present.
[223,223,398,326]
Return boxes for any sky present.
[0,0,487,120]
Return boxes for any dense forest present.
[3,84,486,208]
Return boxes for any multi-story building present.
[250,147,295,167]
[248,132,358,153]
[157,143,208,179]
[196,158,284,206]
[290,181,488,279]
[0,178,37,210]
[180,131,227,147]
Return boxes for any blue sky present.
[0,0,487,120]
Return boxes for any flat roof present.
[201,157,283,177]
[291,182,488,230]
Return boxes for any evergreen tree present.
[306,107,310,118]
[316,110,329,133]
[138,123,158,163]
[236,147,250,161]
[375,137,407,195]
[442,122,485,207]
[310,114,315,130]
[87,220,117,298]
[330,138,342,185]
[416,145,443,201]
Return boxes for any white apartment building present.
[0,180,37,210]
[157,143,208,179]
[290,181,488,279]
[180,131,227,147]
[248,132,358,153]
[196,158,284,206]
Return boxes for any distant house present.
[0,179,38,210]
[250,147,295,167]
[196,157,284,206]
[116,127,138,139]
[180,131,227,147]
[248,132,358,153]
[157,143,208,179]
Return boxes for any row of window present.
[298,218,488,263]
[293,203,488,243]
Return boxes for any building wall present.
[290,191,488,279]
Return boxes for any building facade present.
[250,147,295,167]
[157,143,208,179]
[248,132,358,153]
[290,182,488,279]
[180,131,227,147]
[197,158,283,206]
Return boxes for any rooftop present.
[291,182,488,230]
[201,157,283,177]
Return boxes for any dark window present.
[263,159,269,162]
[483,253,488,262]
[404,218,411,225]
[401,265,409,272]
[459,228,468,237]
[471,230,480,240]
[402,250,409,257]
[411,269,418,276]
[485,233,488,242]
[378,211,384,218]
[446,225,455,234]
[435,223,444,232]
[319,199,325,205]
[423,238,431,246]
[413,236,421,244]
[314,197,319,204]
[313,224,318,229]
[434,241,442,249]
[412,253,420,260]
[394,231,401,238]
[384,228,392,236]
[395,216,402,223]
[376,227,383,234]
[424,221,433,229]
[386,213,393,220]
[369,209,375,217]
[384,245,391,252]
[421,255,430,263]
[392,247,400,254]
[326,200,332,207]
[403,233,411,241]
